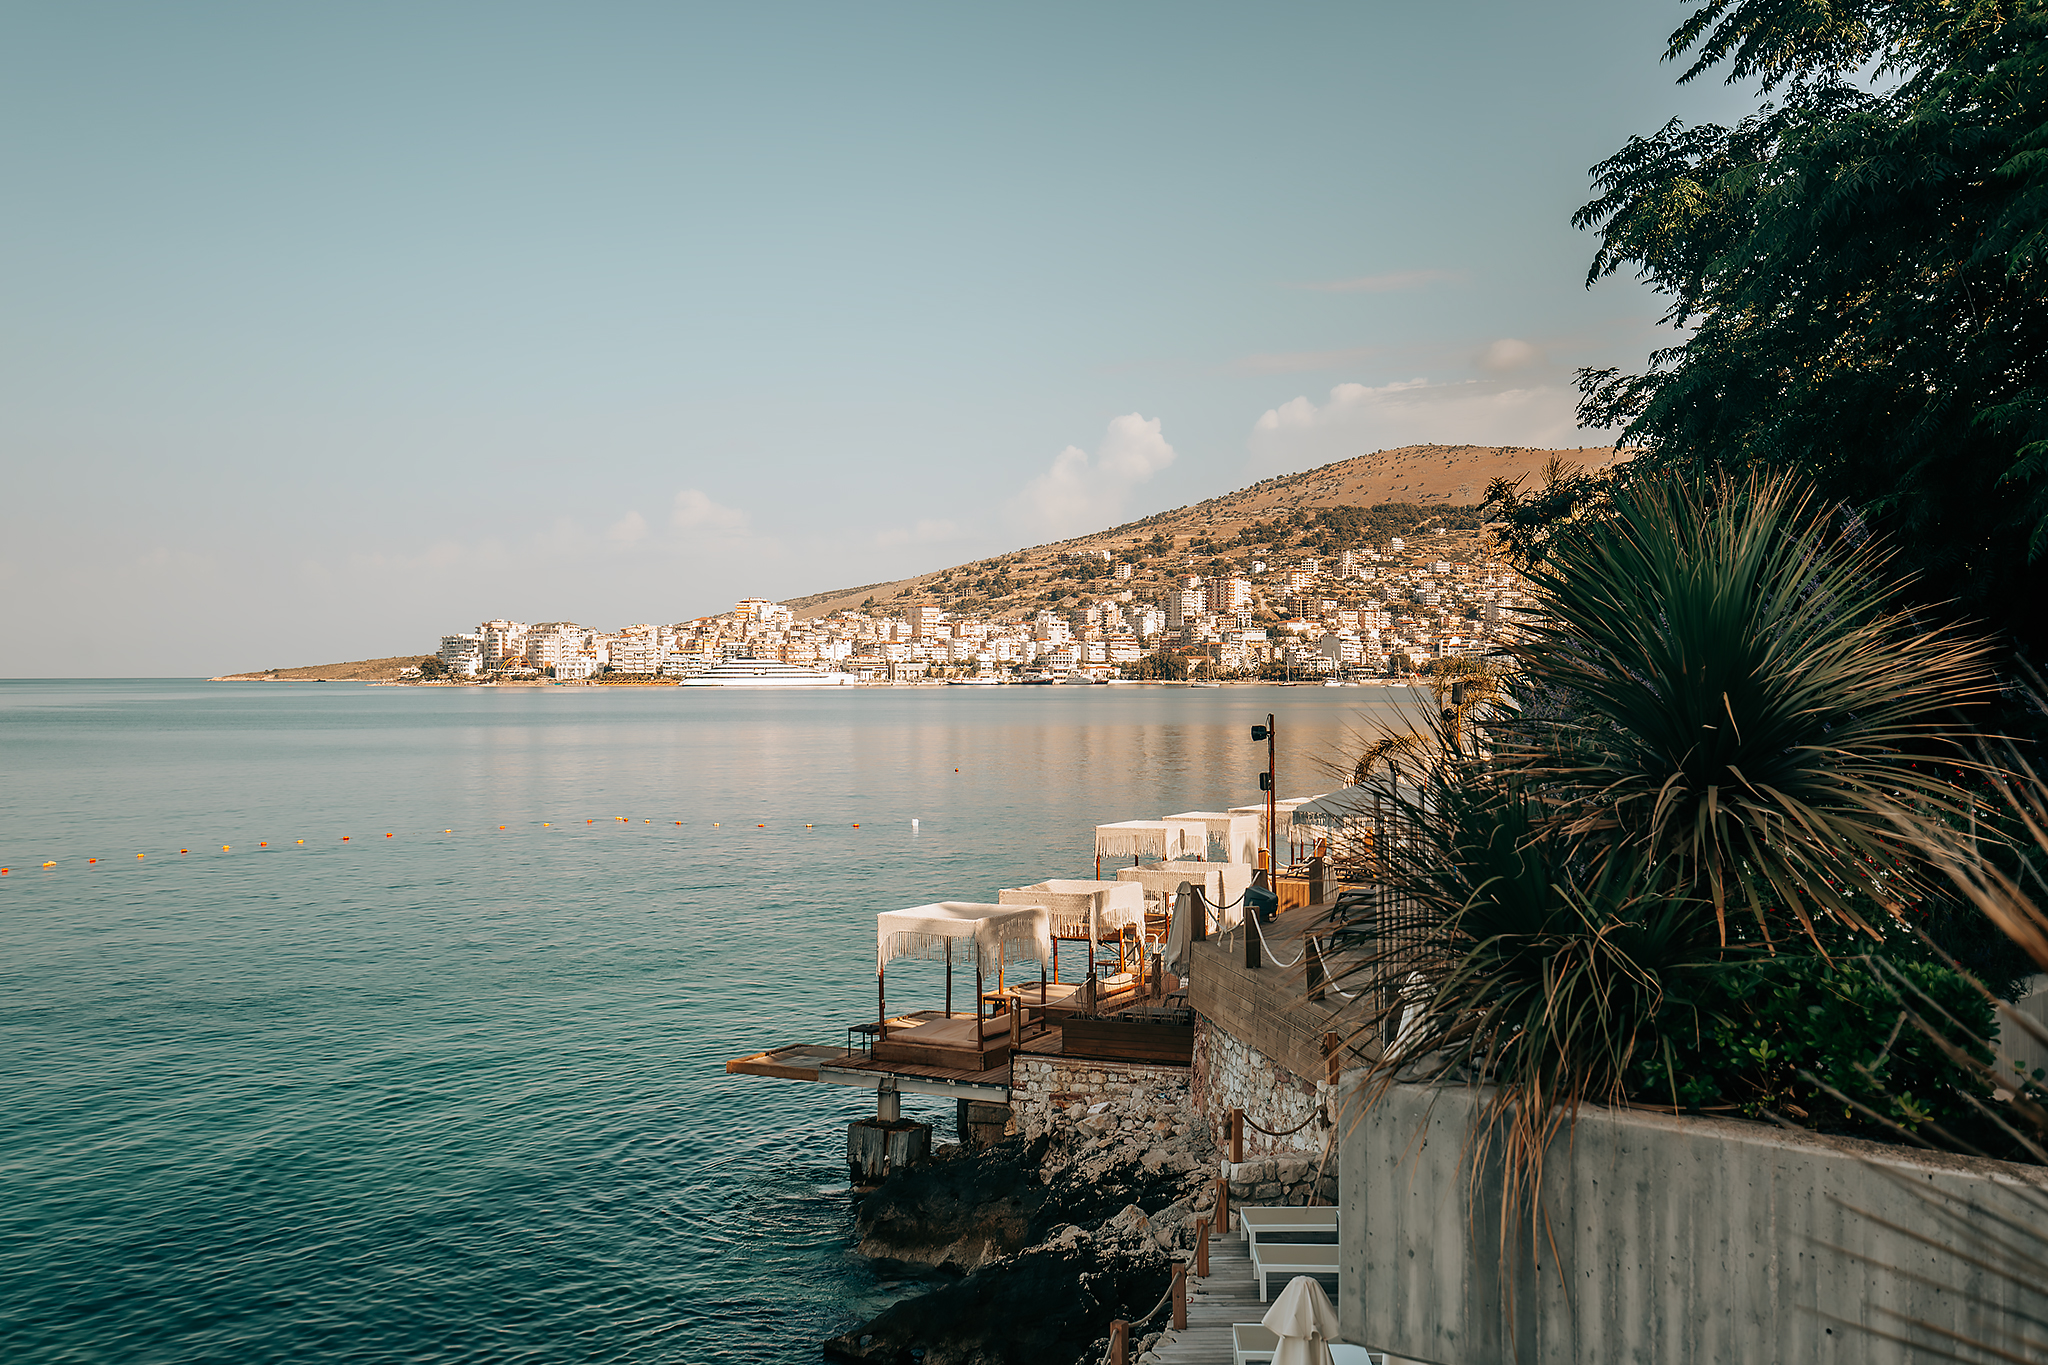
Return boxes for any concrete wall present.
[1998,973,2048,1087]
[1339,1079,2048,1364]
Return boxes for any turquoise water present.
[0,680,1419,1364]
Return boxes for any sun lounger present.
[1232,1324,1384,1365]
[1249,1239,1340,1300]
[1231,1323,1278,1365]
[1237,1205,1339,1243]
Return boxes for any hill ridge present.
[782,442,1622,619]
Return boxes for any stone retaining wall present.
[1191,1018,1332,1161]
[1010,1054,1193,1144]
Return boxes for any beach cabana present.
[999,879,1145,979]
[1161,810,1261,865]
[1093,819,1195,877]
[1115,861,1251,926]
[875,901,1051,1027]
[1230,795,1331,865]
[1291,779,1425,884]
[872,902,1053,1069]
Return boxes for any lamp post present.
[1251,715,1276,872]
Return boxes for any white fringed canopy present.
[875,902,1052,975]
[998,879,1144,951]
[1161,810,1261,865]
[1094,820,1189,862]
[1115,863,1248,928]
[1228,796,1332,851]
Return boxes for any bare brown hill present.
[783,443,1623,620]
[212,656,433,682]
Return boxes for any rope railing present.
[1098,1267,1184,1365]
[1241,1108,1321,1138]
[1248,906,1306,968]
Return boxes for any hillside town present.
[425,520,1531,682]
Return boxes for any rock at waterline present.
[821,1239,1171,1365]
[853,1137,1205,1277]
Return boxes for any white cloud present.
[606,511,649,546]
[875,518,962,548]
[1248,377,1602,472]
[1477,338,1545,373]
[1015,413,1177,539]
[1290,269,1468,294]
[670,488,749,533]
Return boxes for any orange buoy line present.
[6,812,874,878]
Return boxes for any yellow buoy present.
[222,845,230,852]
[137,853,144,859]
[543,823,550,827]
[298,840,305,845]
[42,861,55,867]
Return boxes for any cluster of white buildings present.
[430,532,1529,681]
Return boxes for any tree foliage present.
[1574,0,2048,655]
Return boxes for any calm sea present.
[0,679,1422,1364]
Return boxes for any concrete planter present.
[1338,1079,2048,1364]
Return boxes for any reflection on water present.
[0,680,1423,1364]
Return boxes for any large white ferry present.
[677,659,858,687]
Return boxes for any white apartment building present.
[1167,586,1207,628]
[1212,577,1254,612]
[439,633,484,676]
[479,619,529,669]
[1285,569,1315,592]
[526,625,589,672]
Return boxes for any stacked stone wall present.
[1010,1055,1192,1143]
[1191,1018,1338,1205]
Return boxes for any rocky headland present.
[824,1085,1220,1365]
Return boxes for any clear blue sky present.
[0,2,1759,675]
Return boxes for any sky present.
[0,2,1765,676]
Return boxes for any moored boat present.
[677,659,858,687]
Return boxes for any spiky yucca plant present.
[1330,469,2002,1252]
[1506,472,1995,946]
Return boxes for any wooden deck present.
[1147,1224,1341,1365]
[726,995,1190,1101]
[829,1051,1012,1088]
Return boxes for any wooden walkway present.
[1145,1226,1339,1365]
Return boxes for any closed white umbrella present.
[1261,1274,1341,1365]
